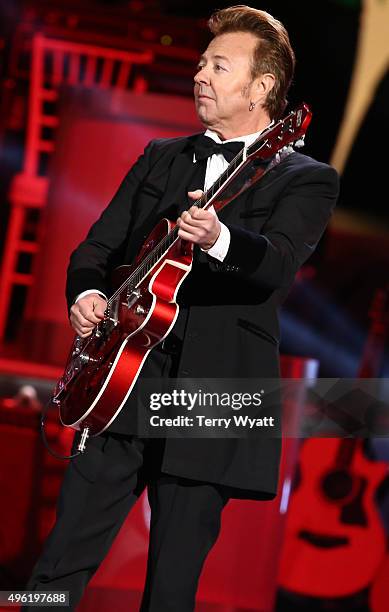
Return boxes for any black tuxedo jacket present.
[66,134,339,500]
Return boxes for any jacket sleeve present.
[65,140,156,312]
[209,164,339,291]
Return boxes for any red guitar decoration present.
[51,103,312,448]
[278,286,389,598]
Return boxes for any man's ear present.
[255,72,276,104]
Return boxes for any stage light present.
[160,34,173,46]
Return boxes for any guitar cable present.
[40,399,82,460]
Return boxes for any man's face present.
[194,31,261,137]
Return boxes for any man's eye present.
[215,65,225,71]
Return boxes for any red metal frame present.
[0,33,153,341]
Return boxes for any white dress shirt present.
[198,126,271,261]
[75,125,271,304]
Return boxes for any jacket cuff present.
[201,222,231,262]
[66,268,108,314]
[218,224,268,276]
[74,289,108,303]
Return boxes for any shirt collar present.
[204,122,274,148]
[193,122,274,163]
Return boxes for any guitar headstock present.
[247,102,312,161]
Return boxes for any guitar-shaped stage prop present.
[278,286,389,599]
[49,103,312,451]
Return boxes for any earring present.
[249,101,255,111]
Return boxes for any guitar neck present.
[108,152,275,307]
[107,103,312,306]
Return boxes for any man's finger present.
[78,295,106,320]
[77,309,101,325]
[188,206,213,219]
[76,329,93,338]
[187,189,204,200]
[91,300,106,319]
[177,217,207,236]
[179,212,206,228]
[70,320,93,337]
[70,315,94,331]
[178,228,200,242]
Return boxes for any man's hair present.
[208,5,295,120]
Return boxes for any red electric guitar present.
[278,286,389,598]
[51,103,312,449]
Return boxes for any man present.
[24,5,339,611]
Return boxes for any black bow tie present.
[194,135,245,163]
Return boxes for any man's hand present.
[177,190,221,250]
[69,293,107,338]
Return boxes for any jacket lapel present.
[156,134,207,219]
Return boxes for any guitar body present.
[278,438,388,597]
[55,219,193,435]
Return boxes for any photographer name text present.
[149,415,275,428]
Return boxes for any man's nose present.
[194,67,209,85]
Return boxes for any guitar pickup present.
[126,289,141,308]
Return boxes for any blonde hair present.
[208,5,295,119]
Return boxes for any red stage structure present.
[0,33,153,342]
